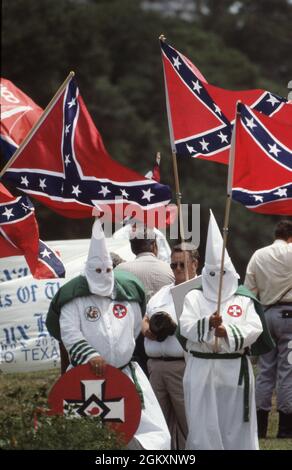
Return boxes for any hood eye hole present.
[106,268,112,273]
[210,271,215,277]
[95,268,102,273]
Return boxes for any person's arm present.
[244,255,259,296]
[180,292,213,344]
[60,299,106,375]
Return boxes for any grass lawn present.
[0,368,291,450]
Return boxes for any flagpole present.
[0,71,75,179]
[160,34,189,280]
[214,102,239,352]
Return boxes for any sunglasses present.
[170,262,186,270]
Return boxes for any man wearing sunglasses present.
[142,243,199,450]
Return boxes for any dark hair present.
[172,242,199,262]
[274,219,292,241]
[129,226,156,255]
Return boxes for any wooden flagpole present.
[214,102,240,351]
[160,34,189,280]
[0,71,75,179]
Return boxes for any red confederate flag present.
[0,78,43,162]
[230,103,292,215]
[160,39,292,164]
[2,76,172,223]
[0,183,65,278]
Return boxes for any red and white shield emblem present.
[48,364,141,444]
[227,304,242,317]
[113,304,127,319]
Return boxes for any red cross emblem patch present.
[227,305,242,317]
[113,304,127,319]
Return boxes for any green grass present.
[0,368,291,450]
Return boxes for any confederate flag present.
[230,103,292,215]
[2,76,172,222]
[0,183,65,278]
[160,39,292,164]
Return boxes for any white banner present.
[0,237,134,373]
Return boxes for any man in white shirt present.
[142,243,199,450]
[245,219,292,439]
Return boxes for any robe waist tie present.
[190,351,250,422]
[120,361,145,409]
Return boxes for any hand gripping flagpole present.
[213,101,240,352]
[160,34,189,281]
[0,71,75,179]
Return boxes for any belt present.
[120,361,145,409]
[149,357,185,362]
[190,351,250,422]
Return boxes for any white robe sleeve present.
[225,298,263,352]
[132,302,143,340]
[60,298,99,367]
[180,291,211,345]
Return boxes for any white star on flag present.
[64,154,71,166]
[217,131,228,143]
[192,80,202,94]
[268,143,281,157]
[245,117,257,130]
[186,144,195,153]
[40,248,51,259]
[266,94,280,106]
[39,178,47,190]
[2,207,14,220]
[21,176,29,187]
[199,138,209,151]
[98,185,111,197]
[120,189,129,199]
[214,104,221,114]
[252,195,264,202]
[68,97,77,108]
[173,56,181,69]
[142,188,155,202]
[72,185,82,197]
[273,188,287,197]
[65,124,71,135]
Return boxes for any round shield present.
[48,363,141,444]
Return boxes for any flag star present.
[142,188,155,202]
[186,144,195,153]
[252,195,264,202]
[21,203,29,213]
[266,93,280,107]
[199,138,209,151]
[217,131,228,143]
[120,189,129,198]
[20,176,29,187]
[64,154,71,166]
[72,185,82,197]
[2,207,14,220]
[214,104,221,114]
[68,97,76,108]
[274,188,287,197]
[245,117,257,130]
[192,80,202,94]
[173,56,181,69]
[268,143,281,157]
[65,124,71,135]
[99,185,111,197]
[40,248,51,259]
[39,178,47,190]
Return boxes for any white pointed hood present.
[84,218,114,296]
[202,210,239,302]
